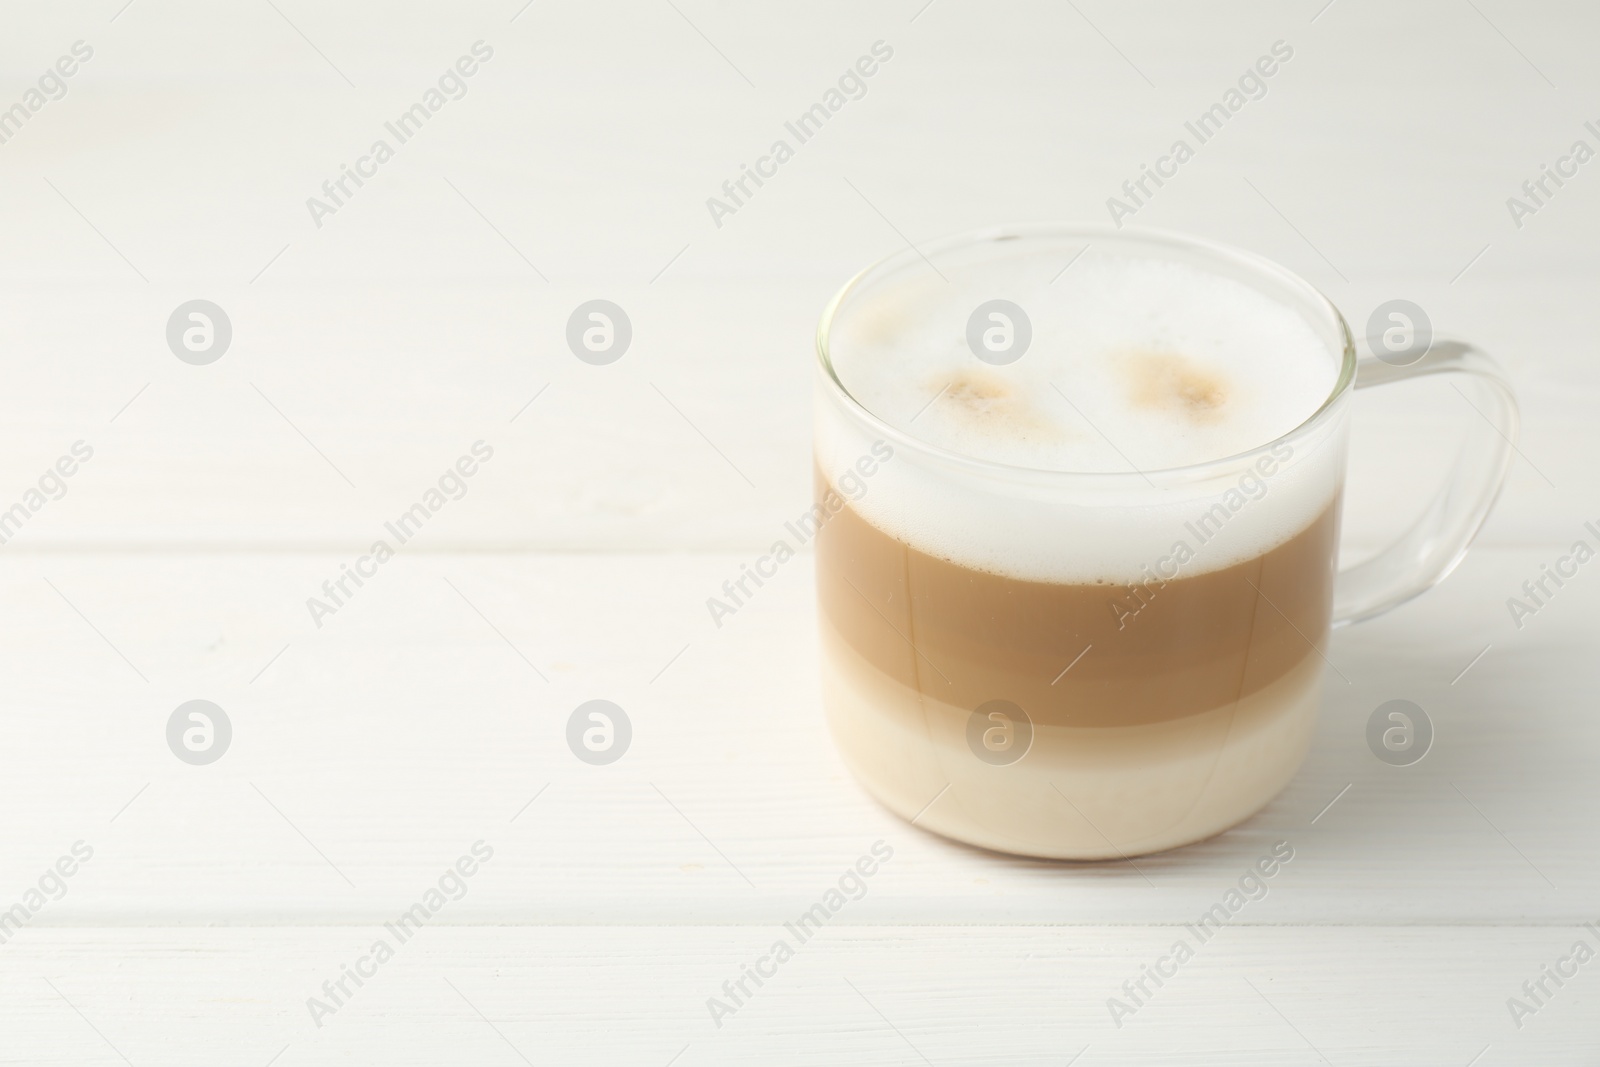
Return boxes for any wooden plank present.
[0,0,1590,549]
[0,544,1592,926]
[0,925,1593,1064]
[0,271,1580,552]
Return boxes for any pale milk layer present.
[818,247,1347,584]
[819,622,1324,859]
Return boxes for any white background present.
[1,0,1597,1063]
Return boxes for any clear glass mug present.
[812,225,1517,859]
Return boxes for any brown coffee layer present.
[815,466,1340,727]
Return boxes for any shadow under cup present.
[812,226,1357,860]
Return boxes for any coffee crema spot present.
[1122,350,1230,424]
[936,369,1065,443]
[944,369,1010,409]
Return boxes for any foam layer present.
[816,241,1349,584]
[831,253,1336,473]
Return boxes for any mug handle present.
[1332,340,1520,627]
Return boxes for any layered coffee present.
[815,240,1347,858]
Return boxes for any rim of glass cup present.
[815,223,1358,488]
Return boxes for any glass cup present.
[812,224,1517,859]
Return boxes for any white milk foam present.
[818,247,1348,584]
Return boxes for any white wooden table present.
[2,0,1598,1062]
